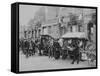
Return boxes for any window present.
[48,26,51,34]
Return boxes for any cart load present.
[61,32,88,59]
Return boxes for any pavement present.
[19,52,94,71]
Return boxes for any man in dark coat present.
[71,43,80,64]
[31,40,36,55]
[53,40,61,59]
[38,41,42,56]
[24,40,30,57]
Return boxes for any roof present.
[62,32,87,39]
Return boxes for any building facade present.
[19,7,96,43]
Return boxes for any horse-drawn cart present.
[61,32,96,66]
[61,32,87,59]
[40,35,54,56]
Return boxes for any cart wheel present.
[70,55,74,59]
[54,51,60,59]
[62,53,67,59]
[62,50,68,59]
[62,55,67,59]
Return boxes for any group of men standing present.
[19,37,83,64]
[19,39,36,57]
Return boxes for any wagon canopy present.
[61,32,87,39]
[41,34,54,39]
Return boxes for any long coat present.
[72,46,80,56]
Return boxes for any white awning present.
[62,32,87,38]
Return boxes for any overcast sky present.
[19,5,42,26]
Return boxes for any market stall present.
[61,32,88,59]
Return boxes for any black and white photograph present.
[17,3,97,72]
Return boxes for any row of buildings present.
[19,7,96,43]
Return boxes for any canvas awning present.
[62,32,87,39]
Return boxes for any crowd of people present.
[19,36,96,65]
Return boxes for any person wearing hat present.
[71,40,80,64]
